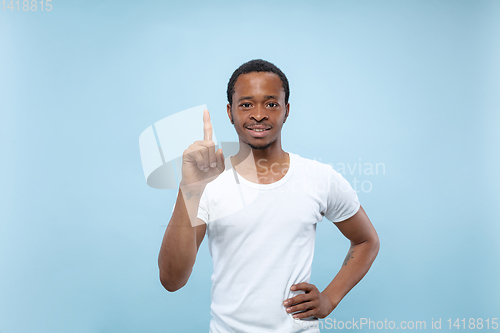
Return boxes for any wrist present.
[179,180,206,192]
[321,288,342,312]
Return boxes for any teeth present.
[250,128,269,132]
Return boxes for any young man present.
[158,59,380,332]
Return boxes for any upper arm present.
[334,205,379,246]
[195,219,206,250]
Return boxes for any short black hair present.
[227,59,289,106]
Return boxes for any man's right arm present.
[158,185,207,292]
[157,109,224,292]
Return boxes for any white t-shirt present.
[197,152,360,333]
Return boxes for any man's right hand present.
[180,109,225,188]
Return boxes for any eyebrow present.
[237,96,253,102]
[237,95,279,102]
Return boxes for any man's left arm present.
[283,205,380,319]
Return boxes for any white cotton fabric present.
[197,152,360,333]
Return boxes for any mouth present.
[246,126,271,138]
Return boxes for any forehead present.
[233,72,284,97]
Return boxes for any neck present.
[230,140,289,186]
[233,140,288,167]
[230,137,291,184]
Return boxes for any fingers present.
[216,149,225,173]
[185,141,220,172]
[284,294,317,319]
[291,282,314,292]
[190,150,205,171]
[283,283,317,311]
[203,109,213,141]
[197,142,215,171]
[291,308,317,320]
[201,110,216,169]
[180,110,224,185]
[283,283,328,320]
[286,300,315,314]
[284,292,313,307]
[207,142,216,169]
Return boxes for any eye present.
[240,102,252,108]
[267,102,279,108]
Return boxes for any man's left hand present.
[282,283,335,319]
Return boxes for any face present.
[227,72,289,151]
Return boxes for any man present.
[158,59,379,332]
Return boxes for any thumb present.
[216,149,225,173]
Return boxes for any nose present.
[250,105,268,122]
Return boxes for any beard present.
[248,138,275,150]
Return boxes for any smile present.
[246,127,271,137]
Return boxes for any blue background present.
[1,0,499,332]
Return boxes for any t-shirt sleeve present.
[324,166,361,223]
[196,186,209,224]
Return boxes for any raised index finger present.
[203,109,212,141]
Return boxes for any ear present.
[283,103,290,124]
[227,103,234,124]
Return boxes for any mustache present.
[246,124,273,127]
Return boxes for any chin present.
[248,140,274,150]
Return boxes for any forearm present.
[322,237,380,308]
[158,185,204,291]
